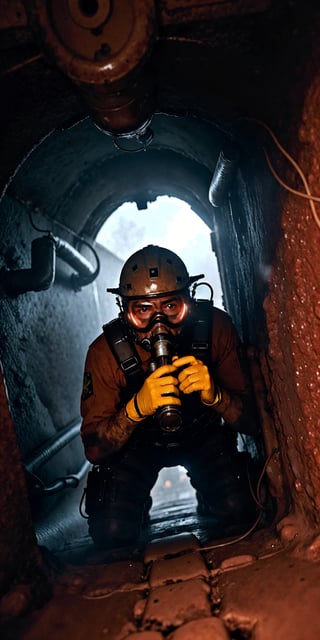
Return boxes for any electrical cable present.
[240,117,320,230]
[264,153,320,203]
[112,128,153,153]
[28,209,51,234]
[197,447,278,553]
[198,510,264,552]
[79,488,89,519]
[1,53,43,77]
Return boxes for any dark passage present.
[1,2,320,638]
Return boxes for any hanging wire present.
[79,488,89,519]
[241,117,320,230]
[1,53,43,77]
[28,208,51,234]
[195,447,279,553]
[112,126,154,153]
[198,510,264,552]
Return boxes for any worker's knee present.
[193,451,258,522]
[88,513,142,550]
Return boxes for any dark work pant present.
[86,424,256,548]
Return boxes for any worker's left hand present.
[172,355,216,405]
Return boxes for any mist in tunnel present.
[96,196,224,310]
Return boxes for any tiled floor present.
[4,483,320,640]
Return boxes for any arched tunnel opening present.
[1,1,320,638]
[0,112,273,548]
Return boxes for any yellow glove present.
[125,364,181,421]
[172,355,221,406]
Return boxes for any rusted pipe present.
[23,0,157,136]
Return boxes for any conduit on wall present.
[24,418,90,497]
[209,144,239,208]
[0,234,100,296]
[54,236,100,289]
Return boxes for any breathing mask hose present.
[149,319,182,432]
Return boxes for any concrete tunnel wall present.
[0,112,282,599]
[0,9,320,602]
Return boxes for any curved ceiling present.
[8,113,231,239]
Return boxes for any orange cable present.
[1,53,43,77]
[241,117,320,230]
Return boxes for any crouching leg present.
[84,450,159,550]
[186,430,258,536]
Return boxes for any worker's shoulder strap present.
[103,318,145,390]
[185,299,213,362]
[103,301,213,384]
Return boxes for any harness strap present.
[181,299,213,365]
[103,318,145,393]
[103,304,216,445]
[103,300,213,388]
[191,300,212,357]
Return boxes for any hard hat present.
[107,245,204,299]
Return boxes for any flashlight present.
[149,317,182,432]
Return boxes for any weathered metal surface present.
[23,0,157,134]
[24,0,157,85]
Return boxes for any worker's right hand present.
[125,364,181,421]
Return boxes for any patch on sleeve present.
[81,371,93,400]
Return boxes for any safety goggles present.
[126,295,190,331]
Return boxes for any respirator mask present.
[126,296,190,431]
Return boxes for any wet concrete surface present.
[3,468,320,639]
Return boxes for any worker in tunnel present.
[80,244,259,549]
